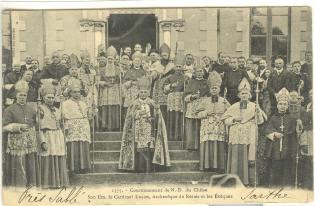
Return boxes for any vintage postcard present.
[1,4,314,205]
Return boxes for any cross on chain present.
[23,116,28,123]
[196,90,200,96]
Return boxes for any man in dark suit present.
[39,51,69,84]
[267,58,290,115]
[223,57,249,104]
[257,59,269,80]
[20,55,33,74]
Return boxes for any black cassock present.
[265,111,297,187]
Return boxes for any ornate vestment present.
[118,98,171,170]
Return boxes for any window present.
[250,7,290,67]
[2,11,12,71]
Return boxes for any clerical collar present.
[232,68,238,72]
[196,77,203,81]
[211,95,218,103]
[240,101,248,109]
[135,67,140,70]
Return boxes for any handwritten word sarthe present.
[241,188,291,200]
[18,186,85,204]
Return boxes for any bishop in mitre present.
[118,76,170,173]
[221,77,267,186]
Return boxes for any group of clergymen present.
[2,42,313,190]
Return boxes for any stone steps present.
[71,171,214,185]
[71,132,208,186]
[91,150,199,162]
[91,160,200,173]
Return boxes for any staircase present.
[71,132,215,186]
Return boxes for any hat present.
[193,56,205,70]
[40,83,57,97]
[276,87,290,102]
[174,52,186,66]
[106,46,117,58]
[69,54,80,68]
[238,78,251,92]
[68,82,81,93]
[80,49,91,60]
[207,71,222,88]
[159,43,171,56]
[15,80,29,93]
[148,49,159,56]
[132,51,143,61]
[137,76,151,91]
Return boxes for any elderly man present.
[118,76,170,173]
[21,55,33,73]
[267,58,290,115]
[4,63,23,106]
[223,57,249,104]
[3,80,40,188]
[40,51,69,83]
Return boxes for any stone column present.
[160,21,172,47]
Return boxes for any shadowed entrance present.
[108,14,157,53]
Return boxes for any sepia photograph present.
[1,4,314,205]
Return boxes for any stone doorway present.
[107,14,158,54]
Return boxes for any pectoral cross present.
[196,90,200,96]
[280,116,285,132]
[23,116,28,123]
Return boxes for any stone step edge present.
[92,160,199,164]
[90,150,197,153]
[74,171,213,175]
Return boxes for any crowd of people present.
[2,42,313,190]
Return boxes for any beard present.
[161,58,170,66]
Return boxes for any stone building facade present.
[2,7,312,69]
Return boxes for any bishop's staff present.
[92,75,96,173]
[119,48,123,132]
[254,78,260,188]
[295,80,303,189]
[223,88,228,173]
